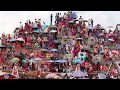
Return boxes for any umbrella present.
[32,30,40,33]
[98,73,106,79]
[10,57,20,63]
[28,59,37,63]
[99,33,104,36]
[40,49,48,52]
[9,38,17,42]
[42,31,49,34]
[83,20,88,22]
[50,49,58,52]
[17,38,25,42]
[68,21,75,24]
[74,19,79,22]
[72,70,88,78]
[0,45,7,48]
[50,25,57,28]
[79,19,83,22]
[108,38,114,42]
[77,38,83,40]
[55,60,68,63]
[32,26,39,29]
[112,50,119,55]
[50,30,57,33]
[45,73,59,79]
[47,60,55,63]
[34,58,42,61]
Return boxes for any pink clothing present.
[27,37,32,42]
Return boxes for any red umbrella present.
[112,50,119,55]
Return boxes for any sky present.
[0,11,120,36]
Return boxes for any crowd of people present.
[0,11,120,79]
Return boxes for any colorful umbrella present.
[77,38,83,40]
[28,59,37,63]
[50,49,58,52]
[0,45,7,48]
[34,58,42,61]
[45,73,59,79]
[50,30,57,33]
[74,19,79,22]
[83,20,88,22]
[47,60,55,63]
[17,38,25,42]
[32,30,40,33]
[112,50,119,55]
[9,38,17,42]
[32,26,39,29]
[11,58,20,63]
[68,21,75,24]
[50,25,57,28]
[99,33,104,36]
[42,31,49,34]
[108,38,114,42]
[55,60,68,63]
[40,49,48,52]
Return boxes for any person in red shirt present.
[24,23,29,30]
[8,34,11,41]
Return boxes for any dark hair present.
[81,49,84,52]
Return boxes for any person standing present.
[50,14,53,26]
[79,16,83,29]
[91,19,93,27]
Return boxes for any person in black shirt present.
[91,19,93,27]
